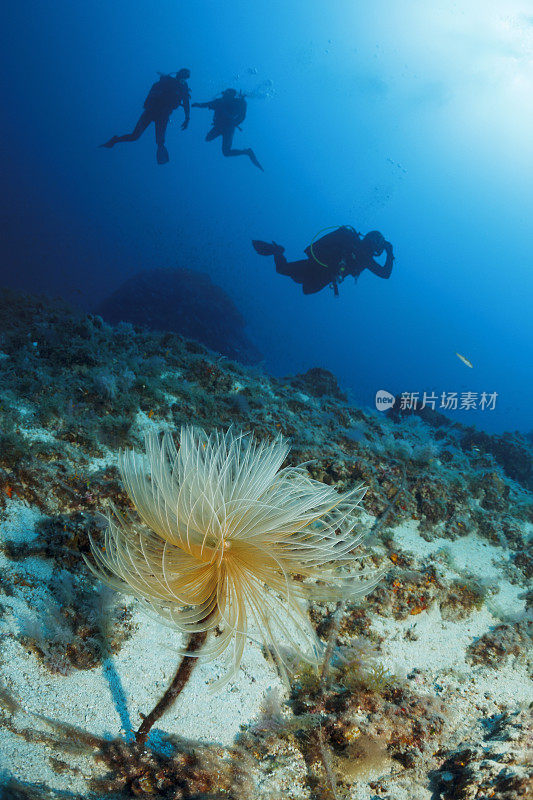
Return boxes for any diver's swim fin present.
[99,136,118,149]
[247,149,264,171]
[156,145,170,165]
[252,240,285,256]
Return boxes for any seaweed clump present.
[466,622,530,668]
[241,616,447,800]
[91,736,253,799]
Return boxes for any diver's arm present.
[191,101,213,109]
[183,90,191,118]
[181,91,191,129]
[367,243,394,279]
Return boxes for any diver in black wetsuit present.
[252,227,394,295]
[192,89,263,170]
[100,69,191,164]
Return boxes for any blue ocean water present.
[1,0,532,434]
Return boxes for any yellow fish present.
[456,352,473,368]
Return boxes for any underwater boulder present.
[461,429,533,490]
[96,268,262,365]
[386,394,453,428]
[287,367,347,401]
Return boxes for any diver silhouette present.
[100,69,191,164]
[252,227,394,295]
[192,89,263,170]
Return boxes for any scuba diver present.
[252,227,394,295]
[100,69,191,164]
[192,89,264,170]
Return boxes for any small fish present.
[456,352,473,368]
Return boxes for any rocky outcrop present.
[96,268,262,365]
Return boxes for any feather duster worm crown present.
[85,427,378,688]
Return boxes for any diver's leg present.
[154,115,168,146]
[155,115,170,164]
[221,128,249,157]
[205,127,221,142]
[220,129,263,169]
[101,111,152,147]
[276,257,310,283]
[252,241,308,283]
[221,128,237,155]
[273,252,290,274]
[247,149,264,170]
[302,275,330,294]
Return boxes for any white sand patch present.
[0,501,42,544]
[375,604,530,701]
[0,502,53,599]
[0,602,282,795]
[2,608,279,743]
[392,521,527,617]
[393,521,509,579]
